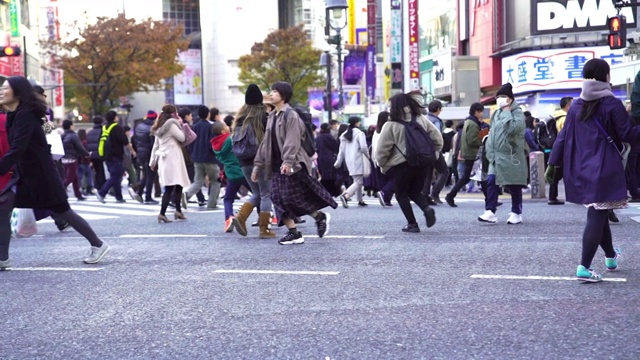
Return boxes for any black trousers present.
[447,159,475,198]
[389,162,429,225]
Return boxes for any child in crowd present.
[210,121,251,232]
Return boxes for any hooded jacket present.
[149,118,190,188]
[210,133,244,181]
[485,102,528,186]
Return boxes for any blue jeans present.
[224,177,250,219]
[77,163,94,192]
[99,158,124,200]
[485,174,523,214]
[241,165,272,212]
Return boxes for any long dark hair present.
[389,93,422,122]
[376,111,390,134]
[77,128,87,141]
[6,76,47,119]
[343,116,360,142]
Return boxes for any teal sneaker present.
[576,265,602,283]
[605,248,622,271]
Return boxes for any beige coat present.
[375,109,443,174]
[253,104,313,179]
[150,118,191,188]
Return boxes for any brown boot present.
[232,202,255,236]
[259,211,276,239]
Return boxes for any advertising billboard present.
[531,0,636,35]
[173,49,203,105]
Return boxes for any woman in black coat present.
[0,76,110,270]
[315,123,341,197]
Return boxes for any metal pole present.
[325,51,333,122]
[22,35,27,77]
[336,31,344,112]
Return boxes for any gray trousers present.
[241,165,272,212]
[185,162,221,208]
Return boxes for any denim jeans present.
[99,158,124,200]
[77,163,94,192]
[241,165,272,212]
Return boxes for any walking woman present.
[150,104,190,223]
[230,84,276,238]
[550,58,639,282]
[375,93,442,232]
[316,123,341,197]
[372,111,395,206]
[77,128,95,195]
[0,76,110,270]
[334,116,369,208]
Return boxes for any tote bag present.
[46,132,65,160]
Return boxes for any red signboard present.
[408,0,419,91]
[468,0,501,89]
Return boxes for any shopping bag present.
[46,132,65,160]
[10,208,37,238]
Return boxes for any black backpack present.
[232,123,259,161]
[285,107,316,157]
[395,114,437,166]
[536,115,560,150]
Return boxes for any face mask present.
[496,97,509,108]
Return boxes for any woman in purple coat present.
[550,59,640,283]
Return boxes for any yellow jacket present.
[553,109,567,133]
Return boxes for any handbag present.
[362,153,371,178]
[181,122,197,146]
[46,132,65,160]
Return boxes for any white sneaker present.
[506,212,522,225]
[478,210,498,223]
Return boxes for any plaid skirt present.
[271,170,338,225]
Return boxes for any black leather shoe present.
[445,194,457,208]
[608,210,619,223]
[548,199,565,205]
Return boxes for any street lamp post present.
[319,51,332,122]
[326,0,348,113]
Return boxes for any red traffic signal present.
[607,15,627,50]
[0,46,21,57]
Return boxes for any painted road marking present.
[214,269,340,275]
[11,267,103,271]
[471,274,627,282]
[305,235,384,239]
[119,234,208,238]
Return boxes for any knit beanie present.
[146,110,158,120]
[496,83,514,99]
[245,84,263,105]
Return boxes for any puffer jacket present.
[86,124,102,160]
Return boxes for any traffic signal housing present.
[0,46,21,57]
[608,15,627,50]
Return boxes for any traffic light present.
[0,46,21,57]
[608,15,627,50]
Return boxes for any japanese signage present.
[40,1,64,119]
[366,0,376,98]
[532,0,636,35]
[390,0,402,63]
[174,49,203,105]
[502,46,625,94]
[9,0,19,37]
[408,0,419,91]
[432,50,452,96]
[390,0,402,90]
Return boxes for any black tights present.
[0,195,102,261]
[581,207,617,268]
[161,185,183,216]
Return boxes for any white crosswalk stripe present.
[39,197,221,223]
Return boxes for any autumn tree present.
[42,14,190,115]
[238,25,324,106]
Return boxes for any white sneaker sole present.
[478,217,497,223]
[83,245,111,264]
[278,237,305,245]
[318,213,331,238]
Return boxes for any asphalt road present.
[2,190,639,359]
